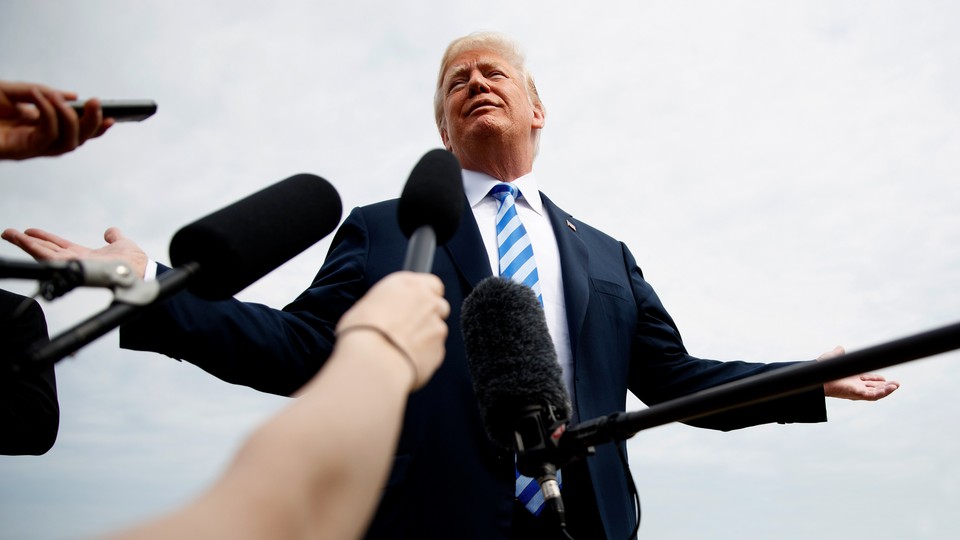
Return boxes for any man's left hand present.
[819,345,901,401]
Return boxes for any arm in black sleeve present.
[0,290,59,455]
[624,245,827,431]
[119,208,373,397]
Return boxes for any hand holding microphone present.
[336,272,450,391]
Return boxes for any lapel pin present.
[566,219,577,232]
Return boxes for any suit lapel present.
[441,193,589,354]
[541,193,589,356]
[442,198,493,289]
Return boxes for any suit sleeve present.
[119,208,373,396]
[0,290,59,455]
[623,243,827,431]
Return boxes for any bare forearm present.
[106,272,448,540]
[107,337,413,540]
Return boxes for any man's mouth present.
[467,100,499,115]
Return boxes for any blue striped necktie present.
[490,183,542,303]
[489,182,557,516]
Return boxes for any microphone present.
[461,276,572,522]
[12,173,342,372]
[170,173,342,300]
[397,149,463,272]
[0,257,138,300]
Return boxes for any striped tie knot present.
[490,182,519,201]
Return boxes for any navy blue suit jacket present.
[121,192,826,539]
[1,289,59,455]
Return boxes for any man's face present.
[439,49,544,154]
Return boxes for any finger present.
[77,97,104,143]
[0,81,51,103]
[49,92,81,153]
[425,273,444,293]
[437,298,451,319]
[1,229,60,259]
[29,87,59,147]
[816,345,846,361]
[0,86,14,114]
[1,228,27,246]
[858,373,888,382]
[867,387,896,400]
[94,117,115,137]
[22,227,77,249]
[866,381,900,400]
[104,227,124,244]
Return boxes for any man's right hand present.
[2,227,148,279]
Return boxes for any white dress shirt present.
[462,169,577,417]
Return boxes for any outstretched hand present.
[819,345,901,401]
[2,227,148,279]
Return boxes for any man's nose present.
[468,72,490,96]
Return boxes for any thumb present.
[817,345,846,361]
[103,226,124,244]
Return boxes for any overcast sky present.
[2,1,959,539]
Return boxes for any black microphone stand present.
[0,257,138,300]
[7,263,198,375]
[558,319,960,460]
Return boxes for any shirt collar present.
[462,169,544,215]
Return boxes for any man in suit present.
[3,33,899,538]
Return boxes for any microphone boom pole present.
[11,264,199,374]
[560,320,960,458]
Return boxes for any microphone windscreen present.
[169,174,342,300]
[461,276,571,450]
[397,149,464,244]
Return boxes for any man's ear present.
[531,102,545,130]
[440,127,452,151]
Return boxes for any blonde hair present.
[433,32,544,138]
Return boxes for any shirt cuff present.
[144,259,158,281]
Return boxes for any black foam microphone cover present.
[169,173,342,300]
[461,276,572,450]
[397,148,464,244]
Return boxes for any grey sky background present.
[1,1,958,539]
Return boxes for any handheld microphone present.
[461,276,571,521]
[397,149,463,272]
[170,173,342,300]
